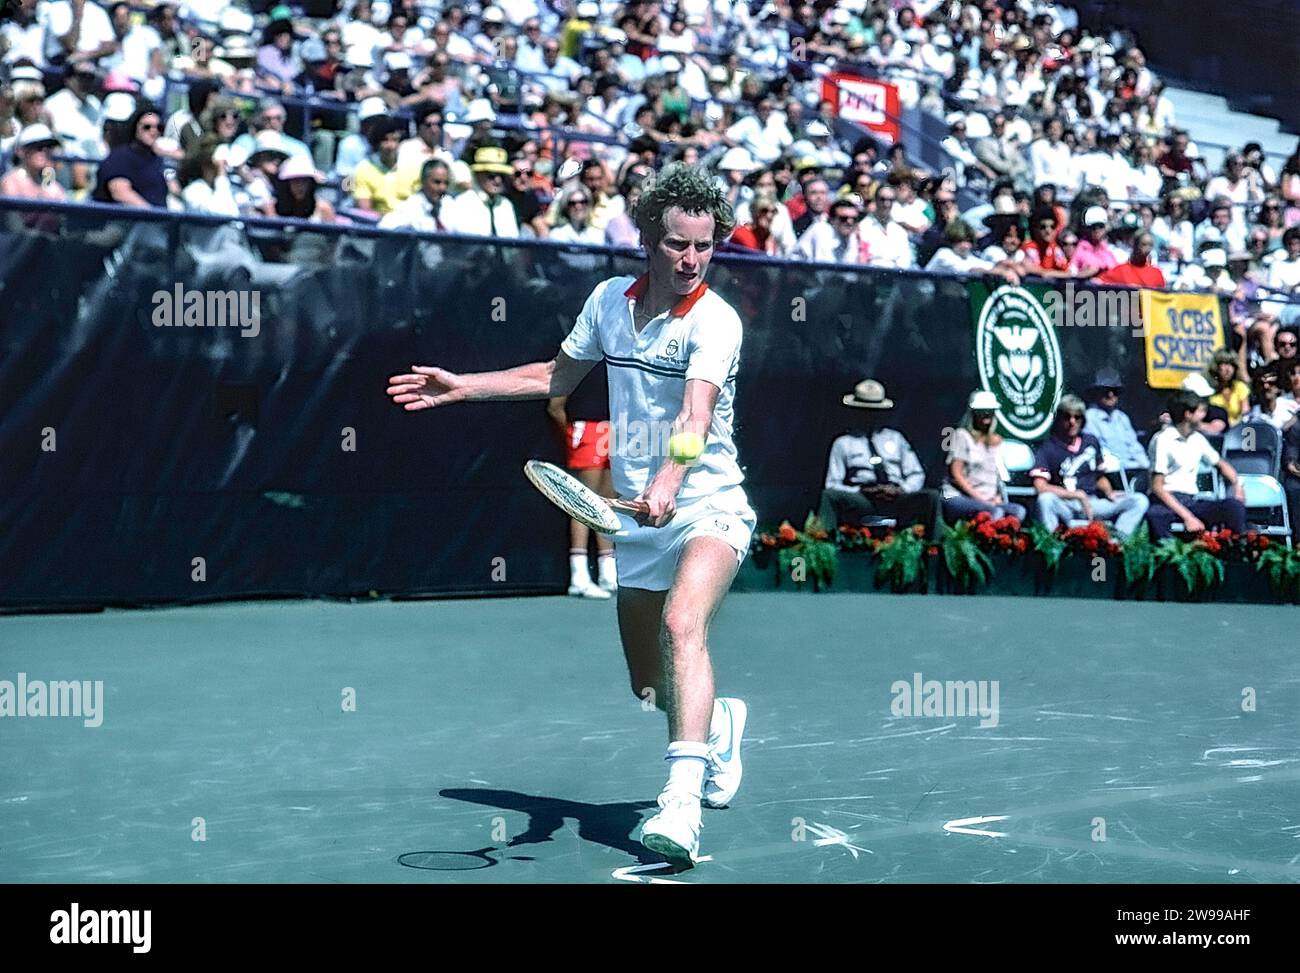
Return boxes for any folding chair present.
[1240,474,1293,546]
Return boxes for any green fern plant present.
[1254,543,1300,601]
[1027,521,1067,574]
[874,526,927,592]
[1152,537,1225,597]
[938,519,994,591]
[776,512,838,589]
[1120,522,1159,588]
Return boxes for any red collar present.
[623,273,710,317]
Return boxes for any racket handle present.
[609,498,650,516]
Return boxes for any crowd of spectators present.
[3,0,1300,519]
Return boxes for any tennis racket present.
[524,460,648,534]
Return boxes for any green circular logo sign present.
[975,286,1062,440]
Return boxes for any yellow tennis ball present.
[668,432,705,465]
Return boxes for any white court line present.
[943,815,1010,838]
[610,856,713,884]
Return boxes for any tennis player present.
[387,163,753,863]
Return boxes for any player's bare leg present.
[617,587,667,710]
[639,536,741,862]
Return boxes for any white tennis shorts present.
[614,486,756,592]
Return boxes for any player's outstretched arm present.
[387,352,596,411]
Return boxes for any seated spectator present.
[274,156,337,224]
[178,135,239,216]
[352,118,417,216]
[380,159,452,232]
[164,78,219,154]
[0,124,67,205]
[1242,371,1298,430]
[44,57,106,159]
[1263,227,1300,327]
[549,181,604,246]
[577,159,624,233]
[794,194,869,264]
[1018,204,1078,278]
[1194,199,1247,256]
[506,155,549,238]
[604,172,646,249]
[1072,206,1120,276]
[859,184,915,269]
[790,172,830,237]
[942,390,1027,524]
[239,132,293,216]
[724,94,791,166]
[1283,418,1300,544]
[924,219,1021,282]
[1099,231,1166,288]
[1084,368,1150,474]
[1031,396,1150,539]
[443,146,519,238]
[397,102,453,171]
[817,380,941,538]
[334,98,389,179]
[973,113,1030,191]
[978,211,1024,263]
[91,106,167,208]
[231,99,311,163]
[889,169,931,236]
[1207,348,1250,426]
[256,18,299,96]
[727,191,782,256]
[1146,389,1248,539]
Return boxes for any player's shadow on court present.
[439,788,660,865]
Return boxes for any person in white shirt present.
[41,0,117,64]
[42,57,105,158]
[795,194,870,264]
[179,137,239,216]
[546,180,606,270]
[102,1,164,92]
[1243,372,1300,430]
[859,185,915,269]
[724,95,791,166]
[1263,227,1300,324]
[387,162,756,866]
[2,1,48,69]
[1028,117,1074,189]
[924,219,1021,281]
[443,146,519,238]
[1147,389,1247,539]
[380,158,452,231]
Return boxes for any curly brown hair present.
[632,161,736,247]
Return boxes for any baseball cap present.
[1083,205,1109,226]
[358,96,388,121]
[16,124,61,150]
[969,390,999,411]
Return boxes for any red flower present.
[760,534,775,548]
[912,524,926,538]
[1247,530,1259,543]
[1083,538,1098,552]
[1015,536,1029,553]
[972,511,992,524]
[1003,516,1022,532]
[926,545,941,556]
[1260,537,1271,549]
[997,535,1012,549]
[778,523,797,543]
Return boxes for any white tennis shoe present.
[640,790,701,863]
[567,576,611,599]
[703,697,747,808]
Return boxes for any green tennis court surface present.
[2,594,1297,884]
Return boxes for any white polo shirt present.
[560,274,745,504]
[1151,425,1220,495]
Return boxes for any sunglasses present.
[1277,339,1298,348]
[138,122,160,131]
[834,214,860,223]
[513,168,532,177]
[568,198,590,206]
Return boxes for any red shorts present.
[566,420,610,470]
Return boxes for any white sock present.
[569,551,590,586]
[597,551,617,584]
[663,740,710,800]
